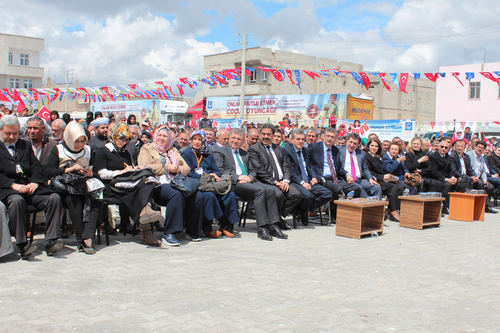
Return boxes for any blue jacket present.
[181,148,221,179]
[381,153,409,182]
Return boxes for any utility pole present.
[66,69,75,113]
[238,34,248,120]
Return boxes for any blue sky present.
[3,0,500,91]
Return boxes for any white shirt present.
[266,144,284,181]
[231,147,243,176]
[4,142,15,157]
[344,150,361,179]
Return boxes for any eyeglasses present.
[440,145,449,149]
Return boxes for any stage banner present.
[337,119,416,141]
[206,94,351,124]
[347,95,374,120]
[91,99,160,124]
[212,118,244,130]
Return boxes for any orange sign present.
[347,96,373,120]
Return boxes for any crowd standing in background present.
[1,108,499,260]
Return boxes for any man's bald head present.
[246,128,260,147]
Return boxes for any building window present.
[24,79,34,89]
[259,69,268,82]
[10,78,20,89]
[245,70,258,84]
[20,54,29,66]
[469,82,480,99]
[8,52,12,65]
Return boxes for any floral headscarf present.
[153,126,178,166]
[109,122,131,152]
[190,129,208,154]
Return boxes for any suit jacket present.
[23,136,57,164]
[248,142,291,185]
[213,145,256,185]
[428,151,452,182]
[381,153,409,181]
[282,144,319,185]
[337,145,373,180]
[449,151,476,178]
[487,153,500,175]
[365,153,386,183]
[308,142,348,180]
[0,139,50,201]
[466,150,487,182]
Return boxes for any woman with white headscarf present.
[138,126,204,246]
[45,121,102,254]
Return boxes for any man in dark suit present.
[283,129,332,225]
[24,115,57,164]
[308,128,361,203]
[249,123,302,238]
[214,128,282,240]
[0,115,64,259]
[338,133,381,199]
[487,146,500,175]
[428,139,454,214]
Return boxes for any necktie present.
[296,150,309,184]
[350,152,357,181]
[234,150,247,176]
[8,145,17,161]
[266,145,280,181]
[326,148,338,184]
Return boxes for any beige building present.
[0,33,44,90]
[198,47,436,121]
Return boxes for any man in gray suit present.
[338,133,381,198]
[465,140,498,213]
[213,128,282,240]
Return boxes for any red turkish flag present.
[359,72,371,90]
[286,70,297,85]
[460,122,466,131]
[430,121,436,129]
[13,89,26,114]
[36,106,51,122]
[379,73,392,91]
[452,73,464,87]
[479,72,500,86]
[270,69,284,82]
[399,73,409,93]
[424,73,439,82]
[302,70,320,80]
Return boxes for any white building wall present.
[436,62,500,121]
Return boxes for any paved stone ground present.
[1,211,500,332]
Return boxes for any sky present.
[3,0,500,96]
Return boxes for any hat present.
[141,122,149,126]
[90,117,109,128]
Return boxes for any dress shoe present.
[257,227,273,241]
[485,206,498,214]
[61,227,70,239]
[45,239,63,256]
[20,241,37,260]
[204,230,221,238]
[300,212,309,226]
[389,215,400,223]
[442,207,449,215]
[269,224,288,239]
[220,229,235,238]
[278,219,292,230]
[77,241,96,254]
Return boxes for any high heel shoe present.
[78,241,96,255]
[388,215,400,223]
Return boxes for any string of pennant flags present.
[1,67,500,110]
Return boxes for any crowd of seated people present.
[1,112,499,260]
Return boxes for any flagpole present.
[238,34,248,121]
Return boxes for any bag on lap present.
[404,172,423,187]
[198,172,232,196]
[456,175,474,192]
[170,174,200,197]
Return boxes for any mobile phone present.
[85,165,93,170]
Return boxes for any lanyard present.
[194,151,203,168]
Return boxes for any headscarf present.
[62,113,72,125]
[189,129,208,154]
[63,121,87,152]
[109,122,131,152]
[86,111,94,125]
[153,126,178,166]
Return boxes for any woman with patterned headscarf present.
[138,126,204,246]
[94,122,163,246]
[181,130,239,238]
[45,121,103,254]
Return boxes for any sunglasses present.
[440,145,449,149]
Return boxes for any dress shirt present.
[31,140,42,160]
[231,147,243,176]
[295,147,308,184]
[474,154,483,178]
[344,150,361,179]
[322,143,334,177]
[266,145,284,181]
[4,142,15,157]
[459,154,466,175]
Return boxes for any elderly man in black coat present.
[0,115,64,259]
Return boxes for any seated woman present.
[94,123,163,247]
[382,141,419,195]
[45,121,102,254]
[138,126,204,246]
[364,138,405,222]
[405,137,443,193]
[181,130,239,238]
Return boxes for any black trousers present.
[61,194,102,241]
[233,182,280,227]
[259,182,302,218]
[380,182,405,212]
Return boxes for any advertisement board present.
[347,95,374,120]
[206,94,351,126]
[337,119,415,141]
[91,99,160,124]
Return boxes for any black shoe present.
[269,224,288,239]
[257,227,273,241]
[20,241,37,260]
[61,227,70,239]
[300,212,309,226]
[485,206,498,214]
[78,241,96,254]
[389,215,400,223]
[45,239,63,256]
[278,219,292,230]
[442,207,449,215]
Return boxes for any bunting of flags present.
[3,67,500,114]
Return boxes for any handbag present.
[49,173,89,195]
[170,174,200,197]
[198,172,232,195]
[456,175,474,192]
[404,172,423,187]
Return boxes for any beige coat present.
[137,143,190,176]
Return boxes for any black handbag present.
[49,173,88,195]
[456,175,474,192]
[170,174,200,197]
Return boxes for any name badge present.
[195,167,203,175]
[15,164,23,174]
